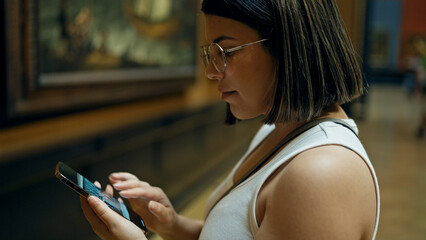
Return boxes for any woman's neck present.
[273,105,348,138]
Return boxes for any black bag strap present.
[206,118,357,215]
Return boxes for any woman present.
[81,0,380,239]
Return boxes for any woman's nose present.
[205,62,224,80]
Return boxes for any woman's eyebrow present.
[213,36,235,43]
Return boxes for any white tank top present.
[199,120,380,240]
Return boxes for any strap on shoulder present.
[206,118,357,216]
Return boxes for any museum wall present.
[0,1,366,239]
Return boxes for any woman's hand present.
[80,182,147,240]
[109,173,178,236]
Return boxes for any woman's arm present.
[158,215,204,240]
[255,145,377,240]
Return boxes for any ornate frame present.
[3,0,196,122]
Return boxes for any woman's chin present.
[229,108,264,121]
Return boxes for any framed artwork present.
[3,0,197,122]
[364,0,402,71]
[368,29,390,69]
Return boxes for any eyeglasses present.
[200,38,269,73]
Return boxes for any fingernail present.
[88,196,99,205]
[148,201,159,217]
[118,191,129,198]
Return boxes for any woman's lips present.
[221,91,236,100]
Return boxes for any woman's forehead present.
[204,15,259,43]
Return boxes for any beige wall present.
[336,0,367,57]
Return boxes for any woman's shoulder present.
[277,145,373,190]
[257,145,376,239]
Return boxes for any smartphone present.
[55,161,147,233]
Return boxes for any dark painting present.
[40,0,197,74]
[2,0,197,123]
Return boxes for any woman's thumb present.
[88,196,116,226]
[148,201,173,224]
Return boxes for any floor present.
[151,84,426,240]
[357,84,426,240]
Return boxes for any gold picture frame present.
[3,0,197,123]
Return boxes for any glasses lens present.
[200,46,209,67]
[209,43,226,72]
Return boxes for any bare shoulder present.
[255,145,376,240]
[282,145,374,190]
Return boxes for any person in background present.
[80,0,380,239]
[406,36,426,138]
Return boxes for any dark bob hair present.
[201,0,364,124]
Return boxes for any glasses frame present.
[200,38,269,73]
